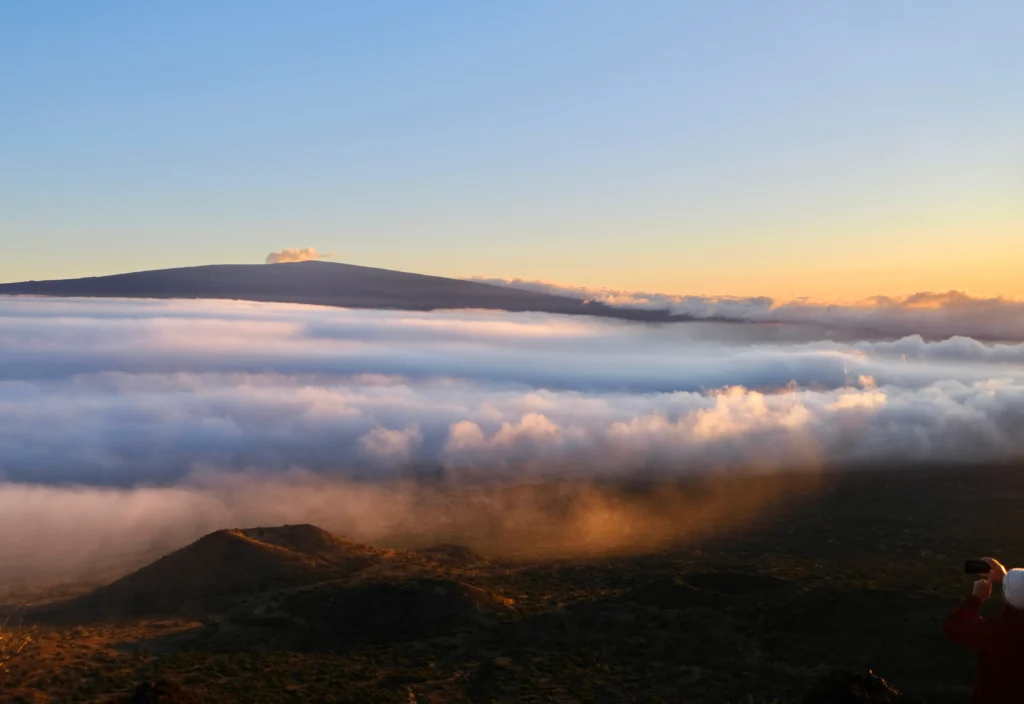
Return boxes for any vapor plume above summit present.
[266,247,336,264]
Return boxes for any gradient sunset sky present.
[2,1,1021,300]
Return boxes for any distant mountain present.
[0,261,684,321]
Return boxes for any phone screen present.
[965,559,992,574]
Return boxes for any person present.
[943,557,1024,703]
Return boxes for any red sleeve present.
[944,596,1002,651]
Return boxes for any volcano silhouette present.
[0,260,687,321]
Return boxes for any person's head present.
[1003,569,1024,610]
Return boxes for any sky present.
[1,1,1022,300]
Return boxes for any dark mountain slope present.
[0,260,683,321]
[36,524,386,620]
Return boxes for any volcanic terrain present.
[2,466,1016,702]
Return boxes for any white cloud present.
[359,425,423,465]
[2,296,1024,485]
[265,247,336,264]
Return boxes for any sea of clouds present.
[471,278,1024,342]
[1,295,1023,585]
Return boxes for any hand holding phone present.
[965,559,992,574]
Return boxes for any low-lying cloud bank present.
[471,278,1024,342]
[1,296,1023,584]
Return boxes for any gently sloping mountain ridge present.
[0,260,685,321]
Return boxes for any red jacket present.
[944,596,1024,703]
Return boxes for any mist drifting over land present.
[2,295,1023,586]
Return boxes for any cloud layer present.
[265,247,336,264]
[3,296,1024,486]
[1,296,1023,584]
[471,278,1024,342]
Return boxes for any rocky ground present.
[3,463,1021,703]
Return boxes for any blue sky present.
[2,1,1021,298]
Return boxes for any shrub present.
[0,616,33,672]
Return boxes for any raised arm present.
[943,578,1002,651]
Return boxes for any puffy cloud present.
[265,247,336,264]
[471,278,1024,342]
[360,425,423,465]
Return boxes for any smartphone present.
[965,559,992,574]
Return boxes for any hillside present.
[7,466,1011,702]
[38,525,387,620]
[0,260,683,321]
